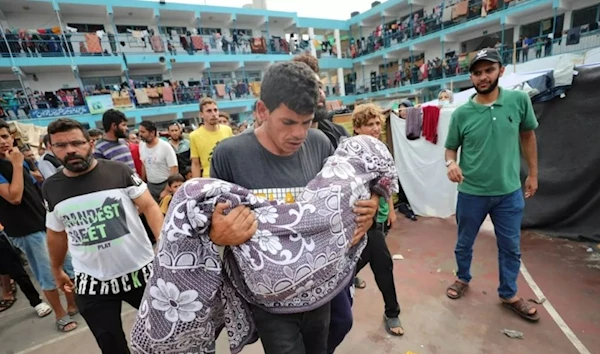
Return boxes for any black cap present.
[469,48,502,72]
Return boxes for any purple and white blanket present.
[130,135,399,354]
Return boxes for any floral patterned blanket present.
[130,135,399,354]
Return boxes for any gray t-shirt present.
[211,129,334,200]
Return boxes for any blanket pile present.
[131,135,399,354]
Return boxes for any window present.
[160,26,188,35]
[130,75,164,84]
[116,25,149,34]
[572,5,599,28]
[210,72,232,85]
[68,23,106,33]
[81,76,122,88]
[0,81,22,91]
[198,27,221,35]
[233,28,253,36]
[521,14,564,39]
[234,70,261,82]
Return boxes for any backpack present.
[43,154,62,168]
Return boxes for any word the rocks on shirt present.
[75,263,153,295]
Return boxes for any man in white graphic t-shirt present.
[42,118,163,354]
[138,120,178,201]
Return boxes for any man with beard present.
[43,118,162,353]
[209,61,378,354]
[444,48,540,322]
[292,53,349,149]
[0,119,78,333]
[94,109,135,172]
[292,53,355,353]
[190,98,233,178]
[167,122,190,176]
[138,120,178,201]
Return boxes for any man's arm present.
[191,158,202,178]
[47,229,69,272]
[0,160,24,205]
[141,164,147,182]
[520,130,538,198]
[133,190,164,241]
[30,169,44,183]
[520,131,538,176]
[165,143,179,176]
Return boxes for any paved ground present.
[1,215,599,354]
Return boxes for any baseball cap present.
[469,48,502,72]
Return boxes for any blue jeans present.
[327,281,353,354]
[8,231,74,291]
[455,189,524,299]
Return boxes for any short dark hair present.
[292,53,320,74]
[260,62,319,115]
[139,120,157,135]
[47,118,90,144]
[42,134,50,147]
[0,119,9,132]
[167,173,185,186]
[19,144,31,152]
[88,128,103,138]
[219,112,230,120]
[102,109,127,132]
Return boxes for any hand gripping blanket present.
[131,135,399,354]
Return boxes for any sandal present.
[446,280,469,299]
[68,309,79,316]
[383,314,404,336]
[56,315,78,332]
[354,276,366,289]
[34,302,53,318]
[502,298,540,322]
[0,298,16,312]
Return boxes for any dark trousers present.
[327,281,353,354]
[75,286,145,354]
[251,301,331,354]
[0,231,42,307]
[356,224,401,318]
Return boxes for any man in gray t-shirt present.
[209,62,377,354]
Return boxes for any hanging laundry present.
[151,35,164,52]
[405,107,422,140]
[190,35,204,51]
[84,33,102,53]
[566,27,581,46]
[422,106,441,144]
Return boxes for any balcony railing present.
[351,0,536,59]
[0,32,309,59]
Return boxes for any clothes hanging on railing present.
[191,35,204,51]
[85,33,102,53]
[151,35,164,52]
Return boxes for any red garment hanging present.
[422,106,441,144]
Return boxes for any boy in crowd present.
[159,173,185,215]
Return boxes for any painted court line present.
[520,261,592,354]
[14,309,137,354]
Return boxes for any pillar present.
[334,29,345,96]
[513,24,521,43]
[562,10,572,31]
[308,27,317,57]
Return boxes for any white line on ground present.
[520,262,592,354]
[13,309,137,354]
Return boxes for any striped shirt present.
[93,138,135,171]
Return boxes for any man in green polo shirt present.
[444,48,540,322]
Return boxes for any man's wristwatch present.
[445,159,455,167]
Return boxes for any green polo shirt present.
[376,196,389,223]
[444,87,538,196]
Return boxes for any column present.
[562,10,573,31]
[308,27,317,57]
[334,29,345,96]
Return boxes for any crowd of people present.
[0,48,540,353]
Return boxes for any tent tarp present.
[521,65,600,242]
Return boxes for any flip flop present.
[383,314,404,336]
[34,302,52,318]
[0,298,16,313]
[354,276,366,289]
[68,309,79,316]
[56,315,78,332]
[446,280,469,299]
